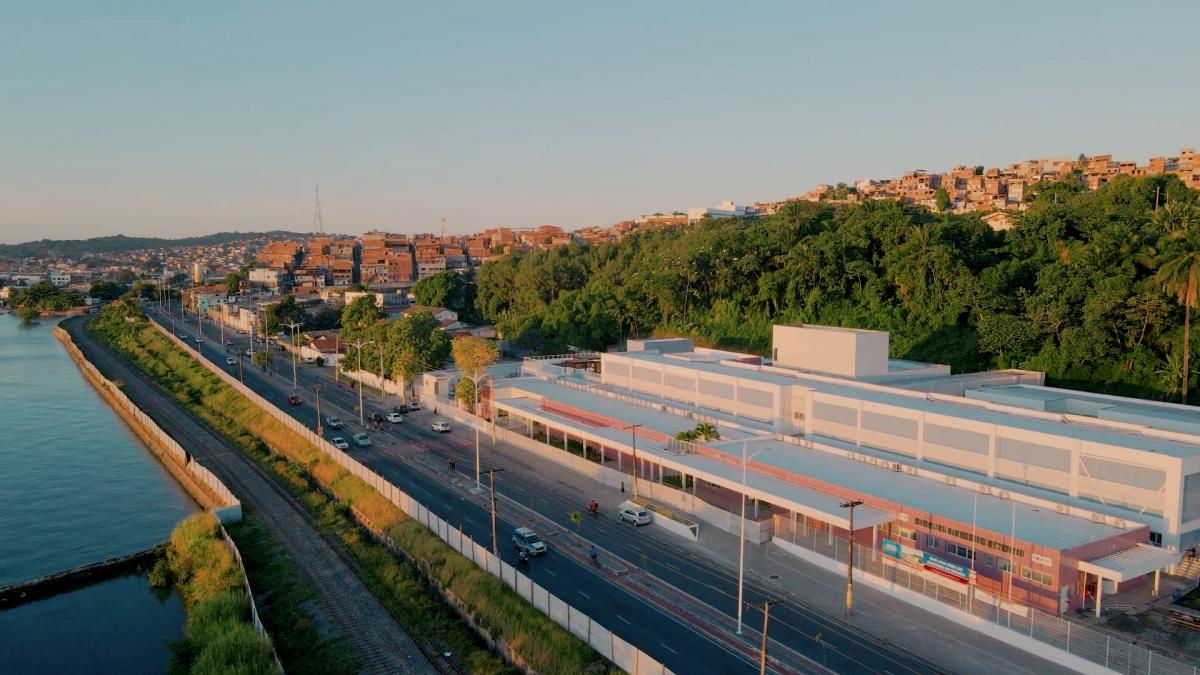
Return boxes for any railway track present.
[68,318,457,675]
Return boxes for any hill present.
[0,231,305,258]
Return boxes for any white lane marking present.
[464,518,475,525]
[578,591,591,599]
[660,643,677,654]
[545,569,557,576]
[616,614,631,624]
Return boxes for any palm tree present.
[1156,352,1186,400]
[1077,222,1154,272]
[1154,227,1200,402]
[1152,201,1200,235]
[675,429,699,441]
[694,423,720,441]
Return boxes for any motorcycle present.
[517,555,530,571]
[586,502,600,518]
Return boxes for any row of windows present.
[1020,567,1054,587]
[984,554,1012,572]
[913,517,1026,558]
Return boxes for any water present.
[0,314,199,670]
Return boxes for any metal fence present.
[222,524,286,674]
[774,516,1200,675]
[151,320,673,675]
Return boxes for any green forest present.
[469,173,1200,403]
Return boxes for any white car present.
[225,357,236,366]
[194,337,203,344]
[245,349,253,357]
[431,421,451,433]
[226,339,234,346]
[325,417,344,429]
[407,400,421,411]
[331,437,349,450]
[617,501,653,527]
[386,412,404,423]
[352,433,373,447]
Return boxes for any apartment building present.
[480,324,1194,615]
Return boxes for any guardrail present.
[150,320,674,675]
[523,352,602,361]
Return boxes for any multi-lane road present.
[153,303,953,675]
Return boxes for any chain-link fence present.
[774,516,1200,675]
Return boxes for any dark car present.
[368,413,384,425]
[392,404,409,414]
[287,395,302,406]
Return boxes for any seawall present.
[0,545,162,610]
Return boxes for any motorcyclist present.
[588,500,598,515]
[518,550,529,567]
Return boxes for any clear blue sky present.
[1,1,1196,244]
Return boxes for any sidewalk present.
[452,412,1077,675]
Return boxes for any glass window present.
[984,554,995,568]
[927,535,941,549]
[1150,531,1163,547]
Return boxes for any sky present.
[1,1,1197,244]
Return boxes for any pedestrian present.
[621,481,625,494]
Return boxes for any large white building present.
[477,324,1195,616]
[686,201,747,223]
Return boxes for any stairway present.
[1176,554,1200,581]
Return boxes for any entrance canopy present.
[1078,544,1182,582]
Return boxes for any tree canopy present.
[466,173,1200,402]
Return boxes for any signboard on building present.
[923,552,970,583]
[882,538,924,568]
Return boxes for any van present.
[616,500,652,527]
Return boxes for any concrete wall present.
[772,324,889,378]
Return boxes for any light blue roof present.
[618,352,1200,460]
[496,377,1136,551]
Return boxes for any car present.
[236,329,247,335]
[616,501,652,527]
[352,433,372,447]
[330,437,349,450]
[226,339,234,346]
[431,421,451,433]
[512,527,547,556]
[245,349,253,357]
[392,404,409,414]
[407,400,421,411]
[386,412,404,423]
[194,337,203,344]
[178,333,187,339]
[368,413,384,425]
[287,395,301,406]
[225,357,236,366]
[325,417,344,429]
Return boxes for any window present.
[889,525,916,542]
[945,542,975,560]
[927,535,941,549]
[1020,567,1053,587]
[1150,531,1163,547]
[997,558,1011,572]
[984,554,995,568]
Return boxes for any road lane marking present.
[545,569,556,576]
[578,591,590,599]
[660,643,677,654]
[616,614,630,624]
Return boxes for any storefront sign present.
[882,538,902,559]
[923,552,970,583]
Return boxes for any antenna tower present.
[440,216,445,239]
[313,185,325,235]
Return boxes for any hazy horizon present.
[2,1,1197,245]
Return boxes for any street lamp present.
[736,442,771,635]
[463,372,493,491]
[284,320,305,390]
[348,339,374,427]
[840,499,865,617]
[482,467,505,554]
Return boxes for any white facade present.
[686,201,747,224]
[249,268,282,287]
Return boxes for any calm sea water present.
[0,314,198,672]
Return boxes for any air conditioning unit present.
[998,490,1010,499]
[1113,519,1126,529]
[847,452,856,460]
[1092,514,1104,523]
[978,485,990,494]
[905,466,919,476]
[944,476,956,486]
[1055,505,1069,514]
[892,463,902,472]
[898,513,909,522]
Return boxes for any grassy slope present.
[92,314,619,675]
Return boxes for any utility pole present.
[737,444,770,635]
[840,499,865,617]
[746,598,784,675]
[284,320,305,389]
[311,383,325,436]
[623,424,643,499]
[482,467,505,554]
[468,373,491,491]
[348,340,374,426]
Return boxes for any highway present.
[155,303,952,675]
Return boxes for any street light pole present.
[623,424,643,499]
[737,443,771,635]
[348,340,374,427]
[840,499,865,617]
[311,383,325,436]
[284,320,305,390]
[747,598,783,675]
[482,467,505,554]
[468,373,492,491]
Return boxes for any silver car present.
[352,433,372,447]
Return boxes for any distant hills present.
[0,231,306,258]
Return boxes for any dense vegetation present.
[475,174,1200,402]
[149,513,277,675]
[0,231,303,259]
[90,305,620,675]
[5,280,85,311]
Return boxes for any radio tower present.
[440,216,445,239]
[312,185,325,235]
